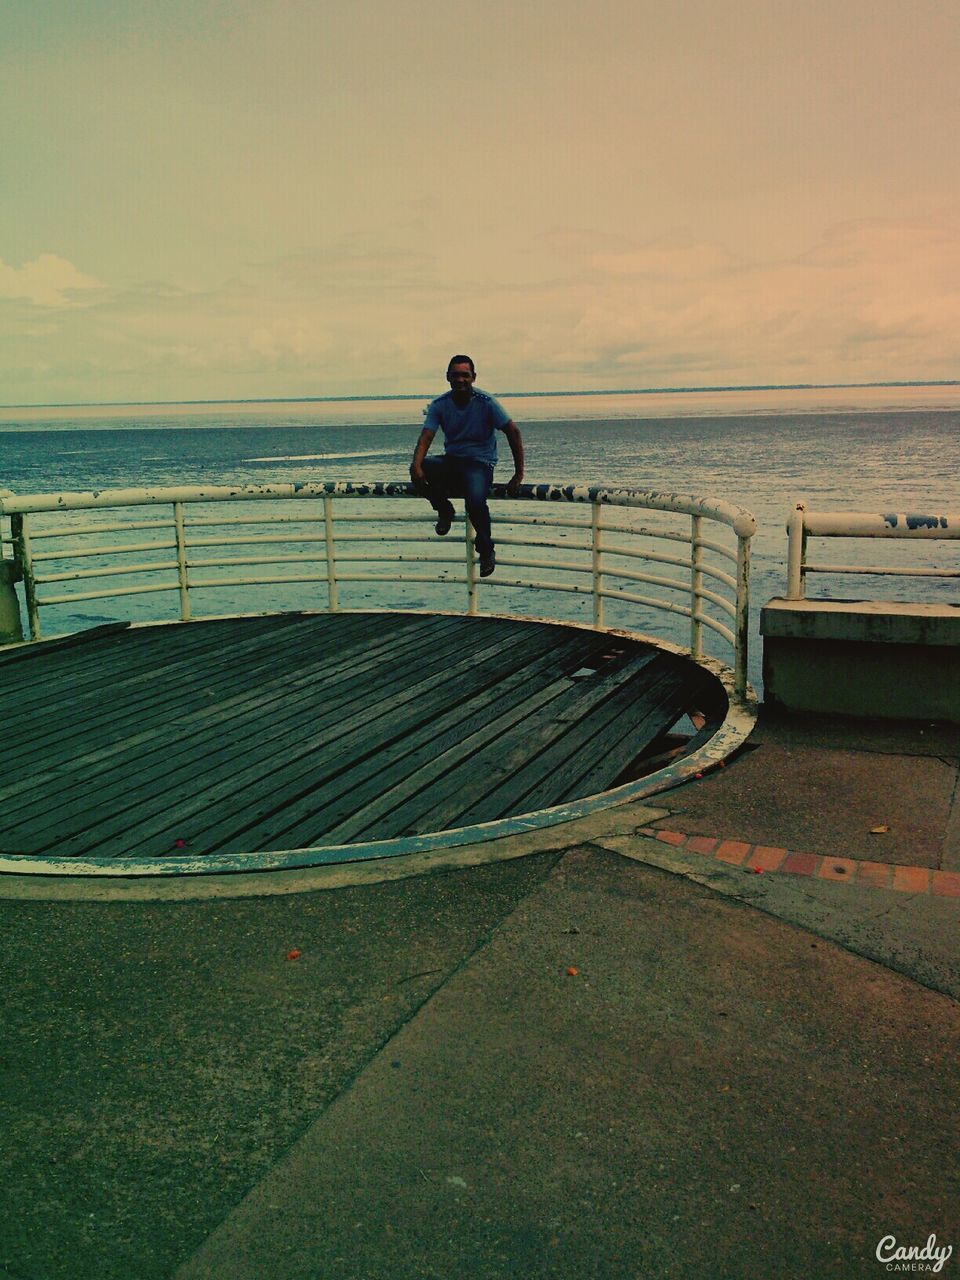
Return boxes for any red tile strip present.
[636,825,946,896]
[892,865,932,894]
[782,851,821,878]
[686,835,720,856]
[857,861,893,889]
[932,870,960,899]
[751,845,787,871]
[819,857,858,882]
[716,840,751,866]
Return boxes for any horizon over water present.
[4,380,960,426]
[2,382,959,693]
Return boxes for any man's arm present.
[410,427,435,490]
[503,421,524,496]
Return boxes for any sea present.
[2,383,959,693]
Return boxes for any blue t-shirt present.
[423,390,511,466]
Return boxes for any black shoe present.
[435,508,454,536]
[479,548,496,577]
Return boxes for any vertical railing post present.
[786,500,807,599]
[465,515,478,615]
[323,496,339,612]
[734,533,751,697]
[173,501,191,621]
[0,502,24,644]
[11,513,40,641]
[689,514,704,658]
[0,557,23,644]
[592,501,604,629]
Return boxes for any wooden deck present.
[0,613,725,860]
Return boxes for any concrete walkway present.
[2,711,958,1280]
[651,708,960,873]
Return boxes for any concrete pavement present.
[175,848,959,1280]
[2,710,958,1280]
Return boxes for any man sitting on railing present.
[409,354,525,577]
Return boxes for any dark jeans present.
[420,455,495,553]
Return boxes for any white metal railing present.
[0,481,757,695]
[786,499,960,600]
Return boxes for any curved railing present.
[0,481,757,695]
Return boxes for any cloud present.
[526,219,960,383]
[2,219,959,403]
[586,236,743,282]
[0,254,104,307]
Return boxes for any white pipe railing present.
[0,481,757,695]
[785,499,960,599]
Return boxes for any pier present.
[0,611,724,867]
[0,482,957,1280]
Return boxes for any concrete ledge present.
[761,597,960,646]
[762,598,960,721]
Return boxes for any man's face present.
[447,362,476,400]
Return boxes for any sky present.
[2,0,959,405]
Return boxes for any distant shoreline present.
[2,380,959,412]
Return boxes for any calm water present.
[2,389,959,691]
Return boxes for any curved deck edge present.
[0,613,758,899]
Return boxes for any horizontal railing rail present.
[0,481,757,695]
[786,500,960,599]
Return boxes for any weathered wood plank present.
[210,628,619,853]
[5,611,381,742]
[12,618,545,854]
[450,655,691,824]
[4,615,338,777]
[3,612,453,788]
[340,649,655,844]
[470,654,693,821]
[0,614,723,860]
[3,616,487,851]
[4,614,304,711]
[389,650,661,837]
[557,661,723,802]
[0,621,133,668]
[107,617,570,858]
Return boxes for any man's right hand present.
[410,427,435,493]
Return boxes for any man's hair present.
[447,354,475,375]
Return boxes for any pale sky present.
[2,0,959,404]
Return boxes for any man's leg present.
[460,463,494,552]
[419,456,456,534]
[460,461,496,574]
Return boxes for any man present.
[409,355,524,577]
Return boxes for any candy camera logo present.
[876,1234,953,1273]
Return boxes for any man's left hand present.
[507,472,523,497]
